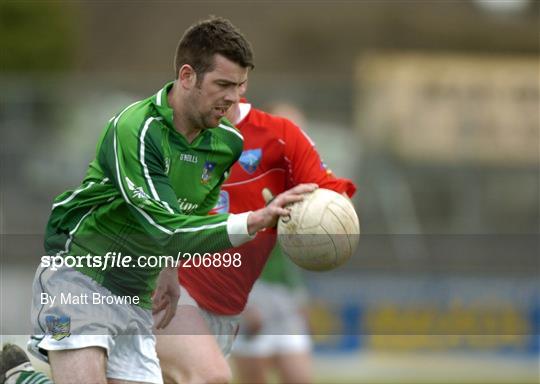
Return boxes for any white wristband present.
[227,212,255,247]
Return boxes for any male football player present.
[17,17,315,384]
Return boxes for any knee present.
[204,364,232,384]
[198,365,232,384]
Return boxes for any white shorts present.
[31,266,162,383]
[178,284,240,357]
[232,281,312,357]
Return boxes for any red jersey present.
[179,103,356,315]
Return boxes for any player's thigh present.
[49,346,107,384]
[232,355,271,384]
[155,305,231,384]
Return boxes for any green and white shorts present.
[31,265,162,383]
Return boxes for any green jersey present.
[44,82,245,308]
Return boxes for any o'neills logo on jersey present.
[180,153,198,163]
[177,197,199,213]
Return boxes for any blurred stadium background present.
[1,1,538,383]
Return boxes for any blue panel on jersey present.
[213,190,230,214]
[239,148,262,174]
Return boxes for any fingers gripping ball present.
[277,188,360,271]
[262,188,274,204]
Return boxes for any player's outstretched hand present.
[152,267,180,329]
[247,183,318,234]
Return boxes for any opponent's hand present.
[152,267,180,329]
[261,188,275,205]
[247,183,317,235]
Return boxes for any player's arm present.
[100,117,314,253]
[98,117,251,253]
[282,119,356,197]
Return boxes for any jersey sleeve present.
[98,116,239,254]
[282,119,356,197]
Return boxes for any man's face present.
[186,54,249,129]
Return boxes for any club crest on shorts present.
[239,148,262,174]
[212,190,230,214]
[45,315,71,341]
[201,161,216,184]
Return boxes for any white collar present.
[234,102,252,125]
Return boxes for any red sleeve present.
[282,119,356,198]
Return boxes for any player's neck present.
[174,116,201,143]
[168,83,202,143]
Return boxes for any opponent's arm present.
[283,119,356,197]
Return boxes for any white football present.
[277,188,360,271]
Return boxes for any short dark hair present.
[174,16,254,81]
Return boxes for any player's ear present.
[178,64,197,89]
